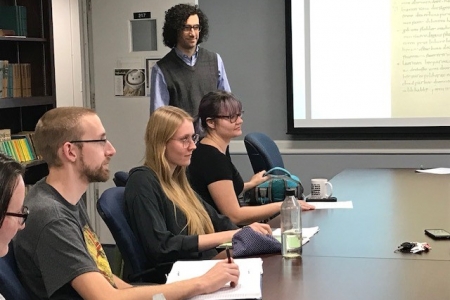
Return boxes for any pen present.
[226,247,236,288]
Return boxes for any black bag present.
[244,167,304,205]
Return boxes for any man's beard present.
[80,154,110,183]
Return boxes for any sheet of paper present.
[415,168,450,175]
[310,201,353,209]
[166,258,262,300]
[218,227,319,248]
[272,226,319,239]
[272,226,318,245]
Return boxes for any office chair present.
[97,187,170,283]
[113,171,129,187]
[97,187,148,282]
[244,132,284,174]
[0,242,31,300]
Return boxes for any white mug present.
[310,178,333,199]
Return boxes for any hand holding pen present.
[200,251,240,293]
[226,247,236,287]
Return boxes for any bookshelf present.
[0,0,55,184]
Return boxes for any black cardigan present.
[124,166,238,280]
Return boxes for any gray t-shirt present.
[14,179,115,299]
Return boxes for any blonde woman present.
[124,106,270,282]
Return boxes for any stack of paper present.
[166,258,263,300]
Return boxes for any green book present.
[0,141,6,155]
[0,6,24,36]
[18,6,27,36]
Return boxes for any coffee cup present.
[310,178,333,199]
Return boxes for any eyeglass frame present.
[181,24,202,32]
[69,138,108,145]
[170,133,200,148]
[5,206,29,225]
[213,111,244,123]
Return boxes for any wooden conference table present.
[234,169,450,300]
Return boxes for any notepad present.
[166,258,263,300]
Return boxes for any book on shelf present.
[0,60,7,98]
[0,6,27,37]
[0,60,3,96]
[0,61,31,98]
[13,63,20,97]
[0,129,38,163]
[0,128,11,141]
[24,63,31,97]
[17,131,39,160]
[0,29,16,36]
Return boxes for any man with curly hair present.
[150,3,231,117]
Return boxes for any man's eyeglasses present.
[171,134,200,148]
[5,206,29,225]
[214,111,244,123]
[69,139,108,145]
[182,25,202,32]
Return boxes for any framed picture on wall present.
[114,68,146,97]
[146,58,159,96]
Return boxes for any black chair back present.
[244,132,284,174]
[113,171,129,187]
[0,242,31,300]
[97,187,149,282]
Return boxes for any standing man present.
[14,107,239,300]
[150,4,231,116]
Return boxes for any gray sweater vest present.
[157,47,218,117]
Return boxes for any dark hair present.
[197,90,242,132]
[162,4,209,48]
[0,153,25,227]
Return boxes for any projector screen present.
[286,0,450,139]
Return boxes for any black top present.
[188,143,244,213]
[124,166,238,281]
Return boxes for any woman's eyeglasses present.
[5,206,29,225]
[214,111,244,123]
[171,134,200,148]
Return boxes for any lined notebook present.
[166,258,263,300]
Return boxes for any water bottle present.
[281,188,302,258]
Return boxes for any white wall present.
[90,0,196,243]
[52,0,84,107]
